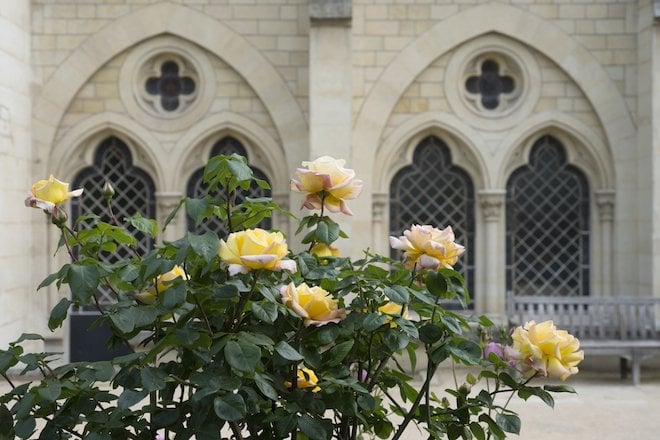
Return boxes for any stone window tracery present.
[506,135,590,297]
[389,136,475,299]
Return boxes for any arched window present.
[69,136,156,361]
[186,136,271,237]
[506,135,590,297]
[71,136,156,264]
[389,136,475,298]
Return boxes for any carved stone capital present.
[477,189,506,222]
[155,191,184,212]
[594,189,615,222]
[372,192,389,222]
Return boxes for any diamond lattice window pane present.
[506,135,590,297]
[70,137,156,310]
[186,136,271,238]
[389,136,475,300]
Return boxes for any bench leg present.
[619,357,629,380]
[631,354,641,386]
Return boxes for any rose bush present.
[0,153,580,440]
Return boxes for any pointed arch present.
[35,2,306,177]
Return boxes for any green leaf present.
[224,340,260,373]
[251,302,279,324]
[68,263,100,303]
[275,341,304,361]
[128,213,158,238]
[469,422,485,440]
[447,339,482,365]
[393,318,418,339]
[383,286,409,304]
[255,373,279,401]
[37,380,61,403]
[37,265,70,291]
[227,157,253,182]
[426,271,448,298]
[315,221,329,244]
[496,413,521,434]
[363,313,387,331]
[48,298,71,330]
[213,394,246,422]
[188,231,220,263]
[298,414,330,440]
[118,389,149,410]
[185,198,210,227]
[109,307,158,333]
[419,323,444,344]
[141,367,168,392]
[478,414,505,440]
[14,417,35,439]
[544,384,576,394]
[0,405,14,440]
[325,341,353,366]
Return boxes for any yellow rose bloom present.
[135,266,188,305]
[25,175,83,213]
[290,156,363,215]
[284,367,321,392]
[378,301,407,328]
[511,320,584,381]
[310,243,340,258]
[389,224,465,270]
[219,228,297,276]
[280,282,346,327]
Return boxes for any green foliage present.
[0,154,576,439]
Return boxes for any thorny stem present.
[0,372,15,389]
[230,271,261,332]
[391,361,438,440]
[193,293,213,335]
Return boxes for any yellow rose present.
[511,320,584,381]
[310,243,340,258]
[219,228,297,276]
[378,301,407,328]
[284,367,321,392]
[25,175,83,213]
[290,156,363,215]
[389,224,465,270]
[135,266,188,305]
[280,282,346,327]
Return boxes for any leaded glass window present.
[70,136,156,309]
[187,136,271,237]
[506,135,590,297]
[389,136,475,298]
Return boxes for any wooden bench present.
[506,293,660,385]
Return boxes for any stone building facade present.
[1,0,659,356]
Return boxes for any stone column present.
[372,192,389,256]
[156,192,185,243]
[477,190,507,320]
[308,0,354,250]
[595,190,615,297]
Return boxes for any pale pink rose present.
[389,224,465,270]
[483,342,519,366]
[290,156,363,215]
[280,282,346,327]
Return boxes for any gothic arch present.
[173,112,288,195]
[34,2,306,177]
[353,2,631,188]
[497,111,614,190]
[374,112,488,192]
[51,113,162,190]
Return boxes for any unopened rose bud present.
[102,181,115,202]
[50,205,68,226]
